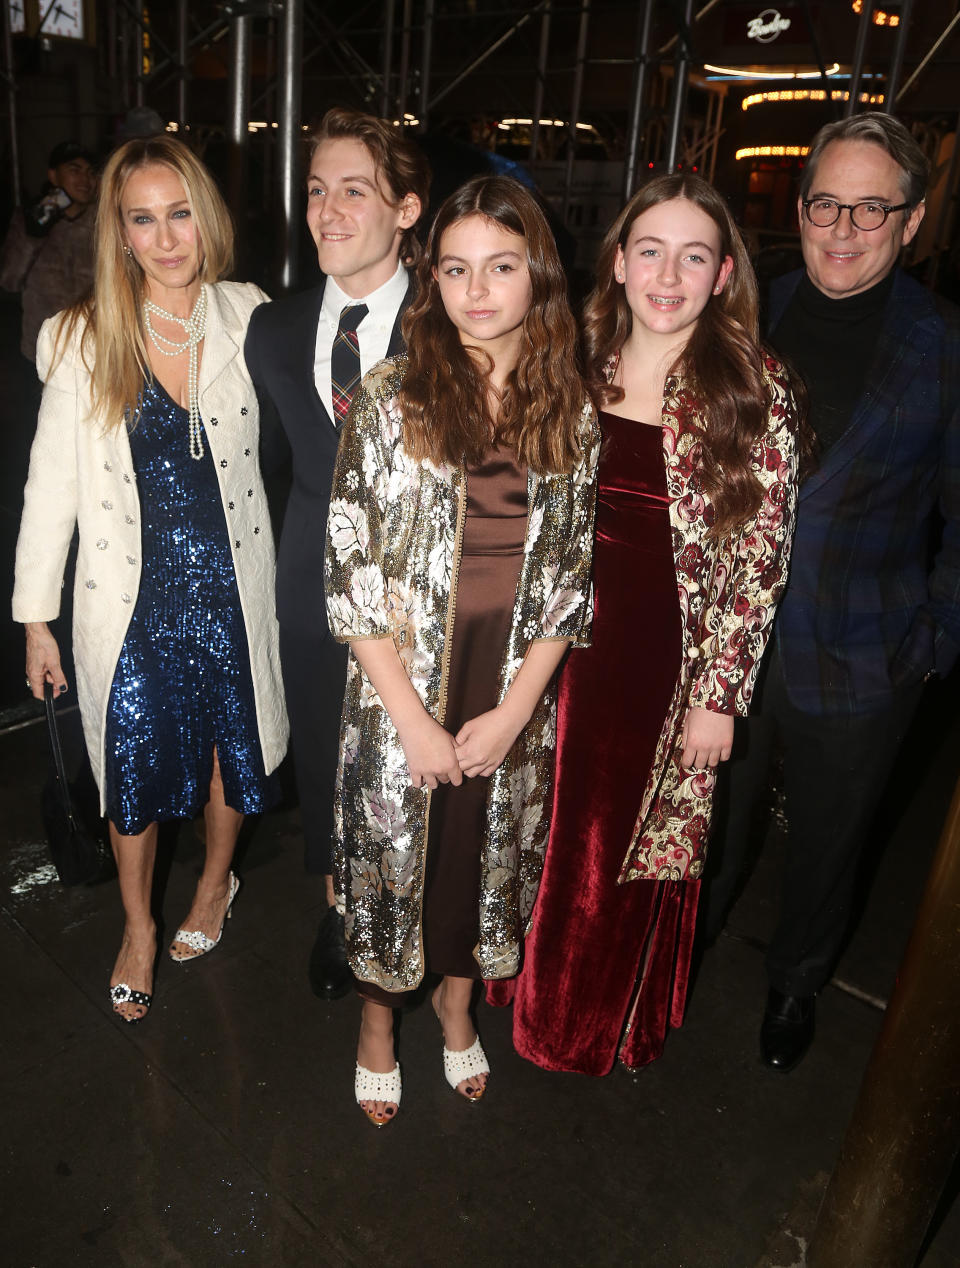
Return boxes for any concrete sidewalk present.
[2,682,958,1267]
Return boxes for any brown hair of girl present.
[399,175,587,475]
[583,172,807,536]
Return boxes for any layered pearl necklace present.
[143,286,208,460]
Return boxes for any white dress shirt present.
[314,262,409,425]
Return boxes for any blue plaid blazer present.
[769,269,960,716]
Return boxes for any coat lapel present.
[197,283,240,395]
[303,278,337,430]
[772,270,937,503]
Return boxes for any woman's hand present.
[397,714,463,790]
[681,705,733,770]
[455,703,526,778]
[24,621,68,699]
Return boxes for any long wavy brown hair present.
[584,173,807,536]
[399,176,586,475]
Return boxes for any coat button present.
[121,593,132,603]
[96,538,109,550]
[124,514,136,525]
[101,500,112,510]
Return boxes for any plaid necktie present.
[330,302,368,427]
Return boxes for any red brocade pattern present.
[488,412,699,1074]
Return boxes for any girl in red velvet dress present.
[492,174,802,1074]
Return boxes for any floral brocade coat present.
[325,357,600,991]
[619,359,800,883]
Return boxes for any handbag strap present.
[44,682,79,826]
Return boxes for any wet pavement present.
[2,288,959,1266]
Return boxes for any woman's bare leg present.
[169,749,244,958]
[357,999,399,1124]
[432,976,489,1097]
[109,820,158,1020]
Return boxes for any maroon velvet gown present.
[489,411,699,1074]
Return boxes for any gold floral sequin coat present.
[619,359,800,883]
[325,357,599,991]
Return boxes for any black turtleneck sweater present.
[771,269,896,456]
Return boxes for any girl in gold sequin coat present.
[325,177,598,1125]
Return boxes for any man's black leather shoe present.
[309,906,352,1000]
[760,988,815,1072]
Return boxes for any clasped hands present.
[398,701,527,789]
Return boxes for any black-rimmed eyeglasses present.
[801,198,912,231]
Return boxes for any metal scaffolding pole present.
[708,88,723,183]
[177,0,189,133]
[1,0,19,206]
[883,0,914,111]
[107,0,118,86]
[622,0,654,201]
[380,0,395,117]
[897,12,960,105]
[397,0,412,124]
[561,0,590,222]
[929,110,960,294]
[664,0,694,171]
[807,771,960,1267]
[528,1,551,169]
[134,0,146,107]
[117,3,131,110]
[846,0,874,116]
[227,7,251,231]
[419,0,434,131]
[278,0,304,291]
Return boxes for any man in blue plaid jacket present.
[704,113,960,1072]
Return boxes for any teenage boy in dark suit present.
[245,109,431,999]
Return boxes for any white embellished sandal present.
[169,871,240,962]
[442,1036,490,1102]
[355,1062,402,1127]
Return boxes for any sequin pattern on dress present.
[104,380,277,834]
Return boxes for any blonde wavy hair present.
[53,135,234,428]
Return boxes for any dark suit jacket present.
[769,268,960,716]
[244,274,412,635]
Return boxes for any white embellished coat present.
[325,358,600,990]
[12,281,288,809]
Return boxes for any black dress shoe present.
[309,907,352,1000]
[760,988,815,1072]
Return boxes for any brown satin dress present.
[358,443,528,1005]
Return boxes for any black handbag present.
[41,683,116,886]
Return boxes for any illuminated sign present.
[741,89,885,110]
[747,8,792,43]
[736,145,810,160]
[852,1,900,26]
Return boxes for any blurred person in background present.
[0,140,98,362]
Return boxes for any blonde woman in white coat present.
[13,137,287,1022]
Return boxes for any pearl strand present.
[142,287,208,460]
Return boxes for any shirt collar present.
[321,261,409,329]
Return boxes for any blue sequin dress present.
[104,380,277,835]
